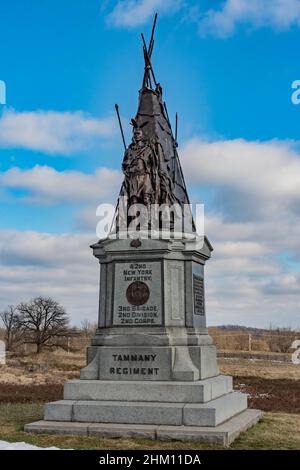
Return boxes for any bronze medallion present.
[130,238,142,248]
[126,281,150,306]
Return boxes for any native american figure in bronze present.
[122,127,160,207]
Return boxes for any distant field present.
[219,357,300,380]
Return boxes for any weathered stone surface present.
[164,260,185,327]
[44,391,246,427]
[189,345,219,380]
[113,261,163,327]
[25,409,263,446]
[90,327,213,348]
[25,421,88,436]
[91,238,213,334]
[81,341,220,382]
[209,374,233,400]
[72,401,183,426]
[157,409,262,446]
[64,376,232,403]
[98,346,172,381]
[44,400,75,422]
[183,392,247,427]
[88,423,156,439]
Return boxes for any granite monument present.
[26,16,262,445]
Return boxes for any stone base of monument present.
[26,413,261,447]
[25,377,262,445]
[25,236,262,445]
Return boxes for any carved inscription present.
[98,348,173,381]
[193,274,205,315]
[113,261,162,325]
[109,353,160,377]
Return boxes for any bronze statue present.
[114,17,195,234]
[122,127,159,207]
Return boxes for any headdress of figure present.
[131,118,147,143]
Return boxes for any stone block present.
[25,420,88,436]
[208,375,233,401]
[88,423,156,439]
[73,400,183,425]
[44,400,75,422]
[64,375,232,403]
[24,409,263,446]
[157,409,262,446]
[189,345,219,380]
[183,392,247,427]
[99,346,173,381]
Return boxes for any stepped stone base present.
[25,409,262,446]
[25,375,262,445]
[43,391,247,427]
[39,376,246,428]
[64,376,233,403]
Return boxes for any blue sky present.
[0,0,300,327]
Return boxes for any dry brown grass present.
[0,365,78,386]
[0,351,84,386]
[219,358,300,380]
[209,326,299,355]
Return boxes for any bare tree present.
[80,319,97,339]
[17,297,69,353]
[0,305,21,351]
[266,327,294,353]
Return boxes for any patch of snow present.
[0,440,61,450]
[238,391,271,399]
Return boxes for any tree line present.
[0,296,69,353]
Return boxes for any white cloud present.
[106,0,300,36]
[0,109,116,154]
[181,138,300,219]
[107,0,183,28]
[205,244,300,328]
[198,0,300,38]
[1,165,122,204]
[180,137,300,327]
[0,231,89,267]
[0,231,98,325]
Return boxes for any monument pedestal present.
[26,237,262,445]
[81,236,219,383]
